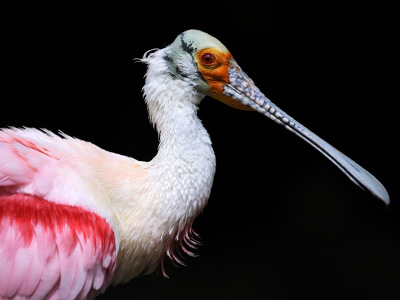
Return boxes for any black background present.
[2,1,398,299]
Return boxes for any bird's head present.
[164,29,260,111]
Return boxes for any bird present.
[0,29,389,300]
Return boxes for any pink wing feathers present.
[0,129,117,300]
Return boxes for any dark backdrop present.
[2,1,398,299]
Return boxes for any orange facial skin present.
[195,49,254,111]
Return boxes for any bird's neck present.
[118,48,215,274]
[143,48,216,218]
[112,48,217,283]
[147,91,216,223]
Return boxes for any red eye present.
[201,53,216,65]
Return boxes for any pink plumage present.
[0,195,116,300]
[0,129,118,300]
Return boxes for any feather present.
[0,194,117,300]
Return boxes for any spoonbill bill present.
[0,29,389,300]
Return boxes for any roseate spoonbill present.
[0,29,389,300]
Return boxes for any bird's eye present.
[201,53,216,65]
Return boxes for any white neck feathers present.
[114,48,216,282]
[142,47,216,221]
